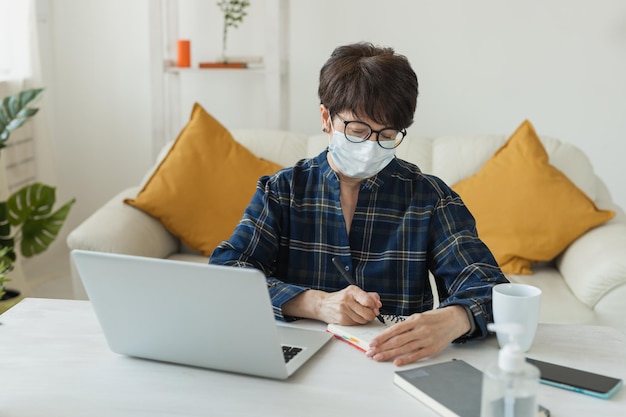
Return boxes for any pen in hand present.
[331,257,386,325]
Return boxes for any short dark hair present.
[318,42,418,129]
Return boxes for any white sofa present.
[67,129,626,328]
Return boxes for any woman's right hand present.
[283,286,382,325]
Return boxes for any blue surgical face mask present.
[328,129,396,179]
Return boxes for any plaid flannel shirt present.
[209,150,507,339]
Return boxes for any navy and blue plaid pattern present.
[210,150,507,339]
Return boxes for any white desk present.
[1,298,624,416]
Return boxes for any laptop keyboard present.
[282,345,303,363]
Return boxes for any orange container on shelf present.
[177,40,191,67]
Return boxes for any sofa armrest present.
[66,187,179,259]
[556,222,626,310]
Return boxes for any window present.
[0,0,32,81]
[0,0,37,192]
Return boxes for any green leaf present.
[4,182,75,258]
[0,245,14,295]
[8,94,20,118]
[0,105,8,126]
[0,88,45,144]
[3,118,28,135]
[0,246,14,273]
[0,202,16,261]
[20,197,75,257]
[7,182,56,226]
[17,88,43,105]
[20,107,39,119]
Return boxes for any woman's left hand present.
[366,305,471,366]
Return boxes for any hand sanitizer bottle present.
[480,323,540,417]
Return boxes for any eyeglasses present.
[335,115,406,149]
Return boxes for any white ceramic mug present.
[492,283,542,352]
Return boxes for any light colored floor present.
[23,246,76,300]
[28,269,75,299]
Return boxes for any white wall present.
[42,0,626,244]
[40,0,154,231]
[287,0,626,212]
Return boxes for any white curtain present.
[0,0,55,293]
[0,0,54,193]
[0,0,31,80]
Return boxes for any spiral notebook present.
[326,314,406,352]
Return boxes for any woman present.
[210,42,507,366]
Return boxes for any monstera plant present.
[0,88,75,300]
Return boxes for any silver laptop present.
[71,249,331,380]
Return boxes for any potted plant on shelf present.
[0,88,75,312]
[217,0,250,62]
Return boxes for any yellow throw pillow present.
[453,120,614,274]
[125,103,282,256]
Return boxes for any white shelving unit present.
[149,0,289,159]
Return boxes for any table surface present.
[1,298,624,417]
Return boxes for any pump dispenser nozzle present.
[488,323,526,373]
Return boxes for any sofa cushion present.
[432,135,599,203]
[231,128,309,168]
[452,120,614,275]
[506,265,595,324]
[557,223,626,309]
[125,103,282,256]
[432,134,507,185]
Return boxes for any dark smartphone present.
[526,357,623,399]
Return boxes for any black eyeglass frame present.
[335,115,407,149]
